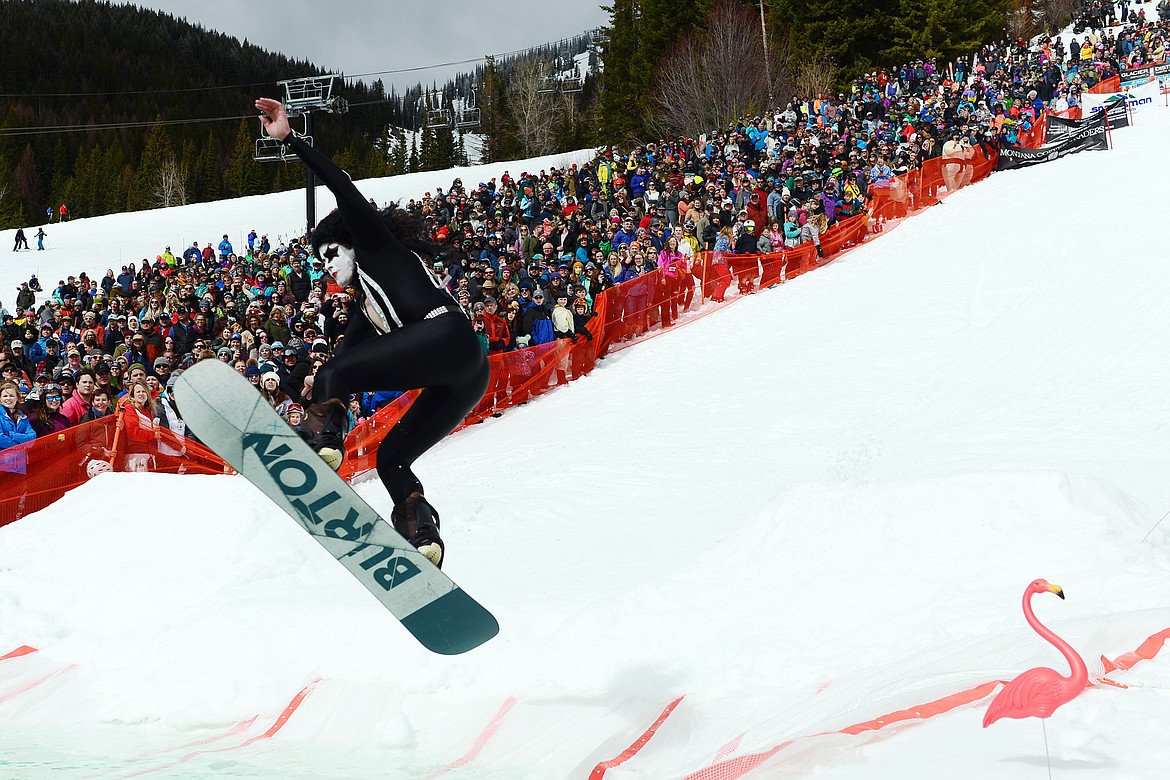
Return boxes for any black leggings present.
[313,313,489,505]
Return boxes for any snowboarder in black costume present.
[255,97,489,568]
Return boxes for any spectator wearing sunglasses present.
[27,383,70,438]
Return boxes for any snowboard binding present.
[392,492,445,568]
[301,397,350,471]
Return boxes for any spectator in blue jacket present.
[0,380,37,475]
[182,242,202,264]
[218,234,233,260]
[612,218,639,249]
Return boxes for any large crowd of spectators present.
[0,0,1163,472]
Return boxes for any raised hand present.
[255,97,291,141]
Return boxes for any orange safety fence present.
[1018,110,1048,148]
[0,412,226,524]
[866,145,997,225]
[1,146,998,522]
[1089,74,1122,94]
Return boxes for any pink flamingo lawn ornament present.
[983,579,1088,728]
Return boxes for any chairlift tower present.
[254,74,349,233]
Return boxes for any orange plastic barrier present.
[0,645,37,661]
[422,696,519,780]
[120,681,320,779]
[590,695,687,780]
[1,147,997,520]
[0,413,227,524]
[1089,75,1122,94]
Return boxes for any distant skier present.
[12,228,29,251]
[35,228,46,251]
[255,96,489,568]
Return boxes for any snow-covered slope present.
[2,112,1170,779]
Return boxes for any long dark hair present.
[311,204,447,262]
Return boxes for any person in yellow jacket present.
[597,155,613,196]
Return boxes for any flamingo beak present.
[1047,583,1065,599]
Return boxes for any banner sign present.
[1081,79,1161,114]
[996,111,1109,171]
[1119,62,1170,87]
[1047,99,1128,142]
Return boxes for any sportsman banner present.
[996,111,1109,171]
[1081,79,1162,114]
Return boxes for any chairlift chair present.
[456,108,481,128]
[279,75,341,116]
[538,74,560,94]
[253,134,313,163]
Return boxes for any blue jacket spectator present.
[0,383,36,475]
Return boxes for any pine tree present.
[408,133,420,173]
[67,145,100,219]
[13,143,39,223]
[270,156,301,193]
[49,138,71,212]
[389,128,407,175]
[99,145,130,215]
[198,131,221,202]
[599,0,644,141]
[454,129,470,167]
[773,0,901,81]
[179,137,201,203]
[331,144,360,178]
[480,56,509,163]
[430,125,458,170]
[131,117,174,210]
[0,150,23,228]
[223,118,265,198]
[368,127,393,178]
[635,0,712,89]
[882,0,1010,64]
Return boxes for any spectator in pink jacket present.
[61,368,95,425]
[658,236,687,327]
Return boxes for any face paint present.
[319,242,357,287]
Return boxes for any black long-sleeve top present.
[283,134,459,342]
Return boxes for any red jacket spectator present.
[480,301,510,353]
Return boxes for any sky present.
[110,0,610,91]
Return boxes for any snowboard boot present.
[301,397,349,471]
[391,491,445,568]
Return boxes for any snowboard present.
[173,359,498,655]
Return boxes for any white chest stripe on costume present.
[354,252,459,334]
[357,267,403,334]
